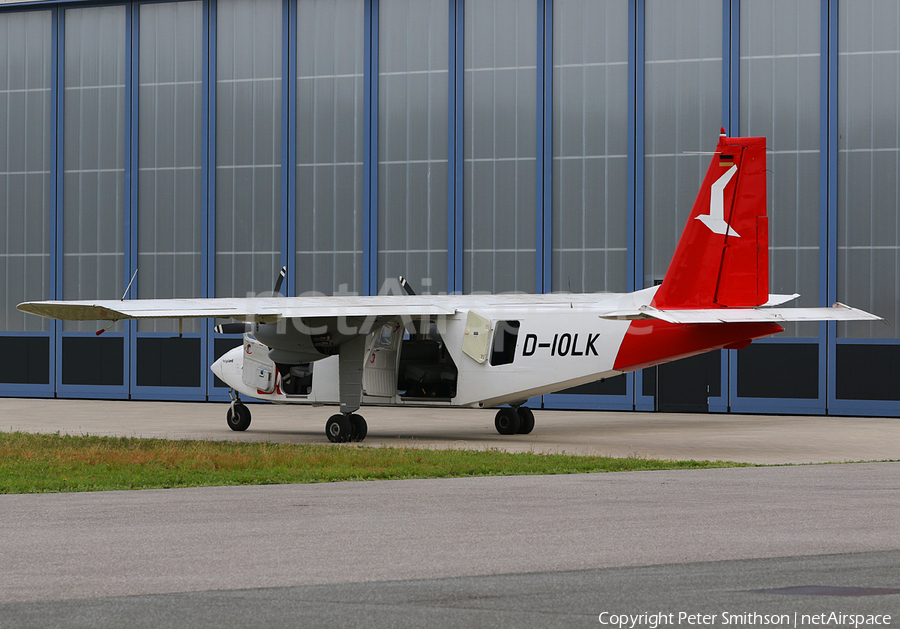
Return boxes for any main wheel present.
[516,406,535,434]
[325,414,353,443]
[494,407,521,435]
[348,414,368,442]
[226,403,252,431]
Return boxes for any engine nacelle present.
[252,316,383,365]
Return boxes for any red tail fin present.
[652,131,768,309]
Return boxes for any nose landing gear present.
[226,391,252,431]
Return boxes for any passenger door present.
[362,321,403,398]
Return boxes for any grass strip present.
[0,431,750,494]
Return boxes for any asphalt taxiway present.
[3,397,900,464]
[1,398,899,627]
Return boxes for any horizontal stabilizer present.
[600,303,882,324]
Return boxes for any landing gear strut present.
[323,334,370,443]
[494,406,535,435]
[226,390,252,431]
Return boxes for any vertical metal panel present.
[537,0,551,294]
[638,0,724,409]
[57,4,129,399]
[739,0,821,339]
[462,0,538,294]
[449,0,464,294]
[447,0,458,294]
[205,0,217,303]
[204,0,219,398]
[830,0,900,417]
[722,0,740,133]
[729,0,826,414]
[295,0,365,296]
[823,0,837,412]
[61,5,128,330]
[377,0,448,295]
[214,0,282,299]
[285,0,296,296]
[631,0,650,410]
[281,0,290,281]
[550,0,629,295]
[134,1,204,334]
[363,0,378,295]
[0,8,55,396]
[130,0,206,400]
[643,0,723,290]
[0,10,53,333]
[630,0,643,296]
[835,0,900,339]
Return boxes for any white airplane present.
[18,130,880,442]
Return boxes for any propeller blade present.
[399,276,416,296]
[214,322,252,334]
[273,266,287,295]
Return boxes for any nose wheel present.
[325,413,368,443]
[494,406,535,435]
[226,401,252,431]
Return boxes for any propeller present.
[215,266,286,334]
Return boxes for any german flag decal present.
[719,154,734,167]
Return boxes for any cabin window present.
[374,323,397,349]
[490,320,521,366]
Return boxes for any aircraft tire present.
[516,407,535,434]
[325,414,353,443]
[226,403,252,431]
[494,408,521,435]
[349,414,368,442]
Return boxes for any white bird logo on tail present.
[696,165,740,237]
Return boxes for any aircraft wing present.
[600,303,882,324]
[17,297,456,323]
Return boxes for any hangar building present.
[1,0,898,416]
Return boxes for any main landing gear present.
[494,406,535,435]
[325,413,368,443]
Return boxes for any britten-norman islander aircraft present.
[18,131,881,442]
